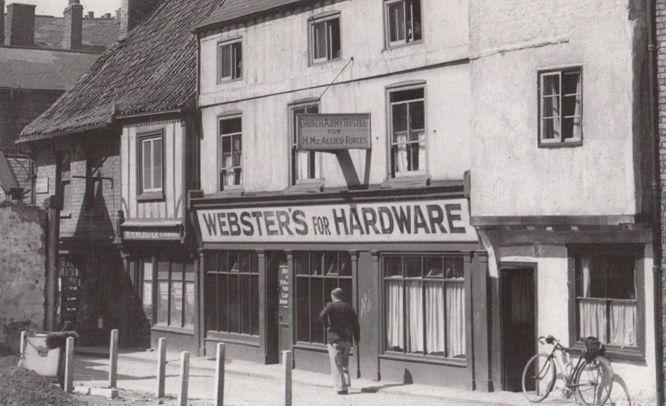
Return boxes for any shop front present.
[192,186,492,389]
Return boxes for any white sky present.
[6,0,123,17]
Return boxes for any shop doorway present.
[266,252,286,363]
[500,265,537,392]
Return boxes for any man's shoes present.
[337,390,348,395]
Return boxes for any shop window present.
[539,68,582,146]
[296,252,352,344]
[291,103,321,184]
[57,152,71,214]
[142,259,153,321]
[389,87,426,178]
[385,0,422,47]
[154,259,195,329]
[218,40,242,81]
[138,133,164,197]
[219,116,242,190]
[572,250,642,352]
[383,254,465,358]
[309,14,341,63]
[205,251,259,336]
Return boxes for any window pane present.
[385,279,404,351]
[391,88,423,103]
[142,281,153,320]
[385,257,402,277]
[324,252,338,275]
[240,274,250,334]
[424,257,443,278]
[228,274,240,333]
[142,140,152,191]
[310,278,325,343]
[542,118,559,140]
[233,42,242,79]
[425,281,444,355]
[542,74,560,97]
[296,276,310,342]
[171,281,183,327]
[392,103,408,138]
[405,256,422,278]
[310,252,323,276]
[409,101,425,131]
[157,280,169,325]
[445,282,465,357]
[153,139,163,189]
[330,19,341,58]
[171,263,184,281]
[183,282,195,329]
[339,279,352,305]
[405,280,423,353]
[228,252,240,272]
[250,275,259,335]
[313,21,327,60]
[205,274,217,332]
[220,44,231,78]
[295,253,308,275]
[240,252,251,273]
[218,274,227,331]
[445,257,464,279]
[578,299,607,343]
[409,0,422,41]
[609,301,637,346]
[388,1,405,43]
[339,253,352,276]
[221,117,242,135]
[233,135,242,166]
[563,71,581,95]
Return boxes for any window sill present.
[151,325,194,336]
[380,351,466,367]
[538,140,583,149]
[309,57,344,67]
[294,342,328,353]
[381,174,430,189]
[383,39,424,52]
[569,342,645,365]
[288,179,325,193]
[217,77,243,85]
[205,331,259,347]
[59,211,72,219]
[137,191,165,202]
[209,188,245,198]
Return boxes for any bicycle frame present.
[541,339,601,392]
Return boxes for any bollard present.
[215,343,225,406]
[64,336,74,393]
[19,331,26,357]
[282,350,292,406]
[156,338,167,398]
[177,351,190,406]
[108,329,119,388]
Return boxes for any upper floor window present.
[139,133,163,195]
[309,14,341,63]
[219,116,242,190]
[291,102,321,184]
[539,68,582,146]
[389,87,425,178]
[218,40,242,82]
[385,0,422,47]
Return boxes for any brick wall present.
[658,0,666,396]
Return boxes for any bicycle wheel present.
[522,353,556,402]
[574,356,613,406]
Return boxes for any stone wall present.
[0,202,45,351]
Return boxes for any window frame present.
[136,130,165,201]
[537,66,583,148]
[308,13,342,65]
[217,114,243,192]
[150,257,195,331]
[289,100,323,186]
[386,83,428,180]
[295,251,353,345]
[217,38,243,83]
[381,253,466,361]
[383,0,423,49]
[567,244,645,363]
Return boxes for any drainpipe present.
[647,0,664,404]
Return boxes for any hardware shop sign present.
[197,198,477,243]
[297,113,371,151]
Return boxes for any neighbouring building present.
[469,0,657,402]
[190,0,490,388]
[0,0,120,202]
[15,0,211,348]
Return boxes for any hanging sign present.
[297,113,371,151]
[123,230,181,241]
[197,198,477,243]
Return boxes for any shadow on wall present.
[609,374,632,406]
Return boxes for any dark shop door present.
[501,266,536,392]
[266,252,286,364]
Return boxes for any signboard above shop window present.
[297,113,371,151]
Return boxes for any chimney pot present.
[63,1,83,50]
[7,3,36,47]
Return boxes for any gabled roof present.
[0,47,99,90]
[197,0,314,31]
[19,0,225,143]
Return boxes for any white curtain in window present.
[582,256,592,296]
[446,283,465,357]
[405,281,423,353]
[610,302,637,347]
[385,280,404,350]
[395,133,408,173]
[572,75,582,139]
[579,301,607,343]
[425,283,444,354]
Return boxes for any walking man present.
[319,287,360,395]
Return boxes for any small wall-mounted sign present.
[279,264,289,308]
[123,230,181,241]
[297,113,371,151]
[35,177,49,194]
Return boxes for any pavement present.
[71,347,572,406]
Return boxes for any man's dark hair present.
[331,287,344,300]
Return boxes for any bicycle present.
[521,335,614,405]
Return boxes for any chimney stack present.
[7,3,36,47]
[0,1,5,46]
[87,11,94,18]
[120,0,162,38]
[63,0,83,50]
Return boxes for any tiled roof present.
[0,47,99,90]
[197,0,314,30]
[4,14,121,52]
[19,0,225,142]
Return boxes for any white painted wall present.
[499,244,656,404]
[198,0,471,194]
[469,0,646,217]
[120,120,186,220]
